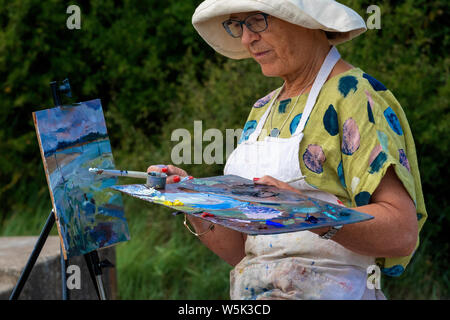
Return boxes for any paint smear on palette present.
[240,204,283,220]
[112,175,374,235]
[33,100,130,258]
[303,144,326,174]
[342,118,360,155]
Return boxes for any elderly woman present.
[148,0,427,300]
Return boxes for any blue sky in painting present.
[35,99,108,153]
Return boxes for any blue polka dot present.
[369,151,387,174]
[337,161,346,189]
[278,99,291,113]
[239,120,257,143]
[363,73,387,91]
[323,104,339,136]
[289,113,308,135]
[355,191,371,206]
[367,101,375,123]
[384,107,403,135]
[338,75,358,97]
[381,265,405,277]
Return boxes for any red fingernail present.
[173,176,180,183]
[162,168,168,173]
[201,212,215,218]
[253,178,260,181]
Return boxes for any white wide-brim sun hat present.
[192,0,367,59]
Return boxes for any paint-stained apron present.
[224,47,386,300]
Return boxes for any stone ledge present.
[0,236,117,300]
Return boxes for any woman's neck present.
[277,46,329,101]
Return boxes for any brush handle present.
[285,176,306,184]
[89,168,148,179]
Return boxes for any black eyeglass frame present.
[222,13,270,38]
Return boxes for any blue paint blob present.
[367,101,375,123]
[369,151,387,174]
[239,120,257,143]
[338,75,358,97]
[265,220,285,228]
[339,209,352,216]
[323,104,339,136]
[337,161,347,189]
[355,191,371,206]
[292,207,319,214]
[305,214,318,224]
[383,107,403,135]
[363,73,387,91]
[381,265,405,277]
[278,98,291,113]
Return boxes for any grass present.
[1,196,448,300]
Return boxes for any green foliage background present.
[0,0,448,299]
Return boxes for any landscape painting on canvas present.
[33,99,130,258]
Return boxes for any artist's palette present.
[112,175,373,235]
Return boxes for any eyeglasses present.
[222,13,269,38]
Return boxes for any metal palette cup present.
[146,171,167,189]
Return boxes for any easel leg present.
[61,245,70,300]
[84,250,107,300]
[9,210,55,300]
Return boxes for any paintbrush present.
[284,176,307,184]
[89,167,167,189]
[89,168,149,179]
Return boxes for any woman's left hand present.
[253,175,302,195]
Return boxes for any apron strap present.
[247,46,341,142]
[293,46,341,136]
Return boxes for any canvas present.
[33,99,130,258]
[112,175,373,235]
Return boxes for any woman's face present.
[231,12,324,79]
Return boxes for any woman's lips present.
[253,50,271,58]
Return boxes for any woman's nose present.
[240,24,260,46]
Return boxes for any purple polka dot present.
[253,90,276,108]
[399,149,410,172]
[342,118,360,155]
[303,144,326,174]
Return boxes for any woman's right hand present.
[147,164,188,184]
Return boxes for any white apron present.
[224,46,385,300]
